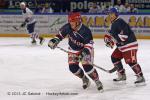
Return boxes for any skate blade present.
[113,80,126,85]
[135,82,146,87]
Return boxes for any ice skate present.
[113,73,126,84]
[95,80,103,92]
[135,76,146,86]
[39,36,45,45]
[82,76,91,89]
[31,39,36,45]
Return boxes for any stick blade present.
[12,26,19,30]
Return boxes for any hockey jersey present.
[109,18,138,52]
[22,7,36,24]
[56,23,94,52]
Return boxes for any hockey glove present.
[81,48,90,58]
[104,34,115,49]
[25,17,30,23]
[48,37,60,49]
[20,22,26,28]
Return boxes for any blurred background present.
[0,0,150,13]
[0,0,150,38]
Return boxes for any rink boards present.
[0,13,150,39]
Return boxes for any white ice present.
[0,38,150,100]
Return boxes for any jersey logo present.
[68,35,84,47]
[118,30,128,41]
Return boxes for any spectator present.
[108,3,114,10]
[89,2,102,13]
[41,3,53,13]
[124,3,131,13]
[102,5,109,13]
[52,0,61,12]
[114,0,121,10]
[100,3,106,12]
[119,5,126,13]
[34,5,42,13]
[130,4,138,13]
[114,0,126,13]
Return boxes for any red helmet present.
[68,12,81,23]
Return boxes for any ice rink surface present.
[0,38,150,100]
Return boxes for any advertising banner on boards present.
[0,14,150,37]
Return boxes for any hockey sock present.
[111,57,125,74]
[83,64,99,81]
[128,63,143,76]
[69,64,84,78]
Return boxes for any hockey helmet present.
[68,12,81,23]
[20,2,26,6]
[108,7,119,16]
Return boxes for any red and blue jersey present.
[109,18,138,52]
[56,23,94,52]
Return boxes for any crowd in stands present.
[89,1,138,13]
[34,2,139,13]
[0,0,139,13]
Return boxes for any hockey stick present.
[12,26,21,31]
[56,46,112,73]
[12,26,19,30]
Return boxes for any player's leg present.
[27,22,45,45]
[27,22,37,44]
[123,49,145,85]
[35,20,45,45]
[68,52,90,89]
[33,22,45,45]
[81,48,103,91]
[111,48,126,82]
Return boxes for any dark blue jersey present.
[109,18,138,52]
[56,23,93,51]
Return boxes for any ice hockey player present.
[48,12,103,91]
[19,2,44,45]
[104,7,145,85]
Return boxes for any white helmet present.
[20,2,26,6]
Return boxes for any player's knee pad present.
[69,64,84,78]
[69,64,80,74]
[83,64,99,81]
[82,64,94,74]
